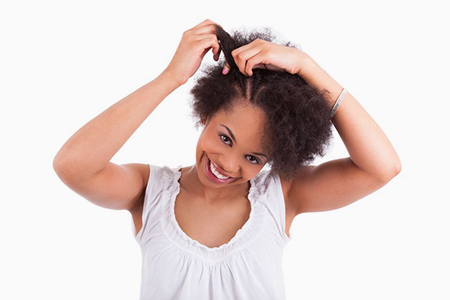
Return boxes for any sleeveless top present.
[131,164,292,300]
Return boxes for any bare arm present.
[53,72,180,179]
[299,56,401,181]
[52,73,180,211]
[286,55,402,214]
[53,19,222,212]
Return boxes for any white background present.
[1,0,449,299]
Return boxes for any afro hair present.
[189,24,334,180]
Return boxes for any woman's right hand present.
[163,19,222,86]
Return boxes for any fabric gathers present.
[131,164,292,300]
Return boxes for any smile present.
[205,155,236,183]
[210,160,231,179]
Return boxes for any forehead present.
[211,102,266,139]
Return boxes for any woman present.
[53,19,401,300]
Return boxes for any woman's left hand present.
[222,39,312,76]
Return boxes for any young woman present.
[53,19,401,300]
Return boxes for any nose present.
[216,155,240,176]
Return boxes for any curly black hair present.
[189,24,334,180]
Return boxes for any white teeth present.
[209,160,230,180]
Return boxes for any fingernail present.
[222,64,230,75]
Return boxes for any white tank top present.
[131,164,292,300]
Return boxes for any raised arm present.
[299,56,402,180]
[52,71,180,210]
[283,55,401,214]
[53,19,222,212]
[223,39,401,214]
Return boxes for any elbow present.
[379,159,402,183]
[53,159,68,181]
[53,157,62,174]
[394,159,402,175]
[53,149,66,174]
[391,155,402,177]
[53,155,75,179]
[53,155,66,175]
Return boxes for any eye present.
[219,134,232,145]
[219,134,260,165]
[246,155,260,165]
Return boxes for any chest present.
[173,190,295,249]
[174,192,252,248]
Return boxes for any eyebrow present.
[220,124,268,158]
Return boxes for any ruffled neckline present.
[164,165,263,252]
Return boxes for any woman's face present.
[195,101,269,188]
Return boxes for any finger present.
[187,24,222,60]
[196,34,220,59]
[230,39,263,57]
[200,48,209,59]
[233,46,262,76]
[222,62,230,75]
[195,38,220,62]
[189,23,219,36]
[184,20,218,37]
[244,52,270,76]
[214,47,221,61]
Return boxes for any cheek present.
[200,132,221,153]
[248,165,265,178]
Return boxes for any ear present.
[201,114,208,125]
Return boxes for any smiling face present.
[195,101,269,188]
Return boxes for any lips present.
[204,154,237,183]
[210,159,233,178]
